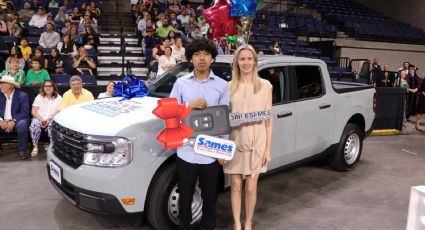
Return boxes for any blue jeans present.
[15,119,29,153]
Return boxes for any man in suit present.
[0,76,30,159]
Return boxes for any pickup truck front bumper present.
[47,164,143,218]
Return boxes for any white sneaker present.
[31,148,38,157]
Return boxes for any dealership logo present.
[194,134,236,160]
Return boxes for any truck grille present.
[51,122,86,169]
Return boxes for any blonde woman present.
[223,45,273,230]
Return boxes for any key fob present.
[182,105,231,138]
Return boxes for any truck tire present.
[330,123,364,172]
[146,163,203,230]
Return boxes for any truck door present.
[258,66,297,169]
[291,65,334,158]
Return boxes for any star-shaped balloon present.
[202,0,238,38]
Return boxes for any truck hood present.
[54,96,161,136]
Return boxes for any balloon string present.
[246,16,253,44]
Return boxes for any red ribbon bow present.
[153,98,194,149]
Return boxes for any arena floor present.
[1,122,424,230]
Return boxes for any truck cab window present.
[259,67,287,104]
[294,66,323,99]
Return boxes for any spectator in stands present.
[25,57,50,86]
[78,15,98,35]
[82,9,97,24]
[198,16,209,35]
[137,10,150,35]
[0,0,7,14]
[144,26,160,65]
[213,38,224,55]
[55,7,69,23]
[89,1,100,18]
[69,7,81,23]
[169,12,182,29]
[46,14,56,26]
[0,76,30,160]
[47,48,64,74]
[177,6,190,26]
[39,22,61,48]
[169,0,181,13]
[158,46,176,75]
[72,46,96,76]
[0,19,7,35]
[406,65,420,123]
[19,2,35,19]
[156,16,182,38]
[172,37,185,62]
[191,26,202,39]
[48,0,59,8]
[29,79,62,156]
[31,46,48,69]
[5,46,25,71]
[151,38,169,66]
[1,57,26,85]
[57,34,77,57]
[7,15,23,37]
[31,0,44,11]
[63,0,71,11]
[60,75,94,111]
[83,26,99,50]
[147,0,159,12]
[185,16,196,35]
[79,2,87,12]
[151,7,160,21]
[98,81,116,99]
[270,41,282,55]
[167,30,177,46]
[61,19,72,34]
[70,24,84,47]
[29,6,48,28]
[145,19,156,33]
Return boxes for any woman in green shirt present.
[25,57,51,86]
[0,57,26,85]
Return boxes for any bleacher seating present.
[296,0,425,44]
[1,0,102,85]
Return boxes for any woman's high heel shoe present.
[415,126,424,131]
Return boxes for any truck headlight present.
[83,136,133,167]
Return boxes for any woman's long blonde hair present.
[230,44,262,95]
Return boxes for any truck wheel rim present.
[344,133,360,165]
[168,183,203,225]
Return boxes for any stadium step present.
[98,56,145,64]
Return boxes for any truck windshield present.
[148,62,232,98]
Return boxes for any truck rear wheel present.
[330,124,363,171]
[147,163,203,230]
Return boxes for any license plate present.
[49,161,62,185]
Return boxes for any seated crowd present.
[133,0,229,74]
[0,0,101,81]
[0,75,114,160]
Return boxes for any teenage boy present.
[169,38,229,230]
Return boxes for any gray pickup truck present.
[47,55,375,230]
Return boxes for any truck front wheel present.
[147,163,203,230]
[330,124,364,171]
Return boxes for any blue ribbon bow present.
[113,75,149,99]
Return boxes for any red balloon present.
[202,0,238,38]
